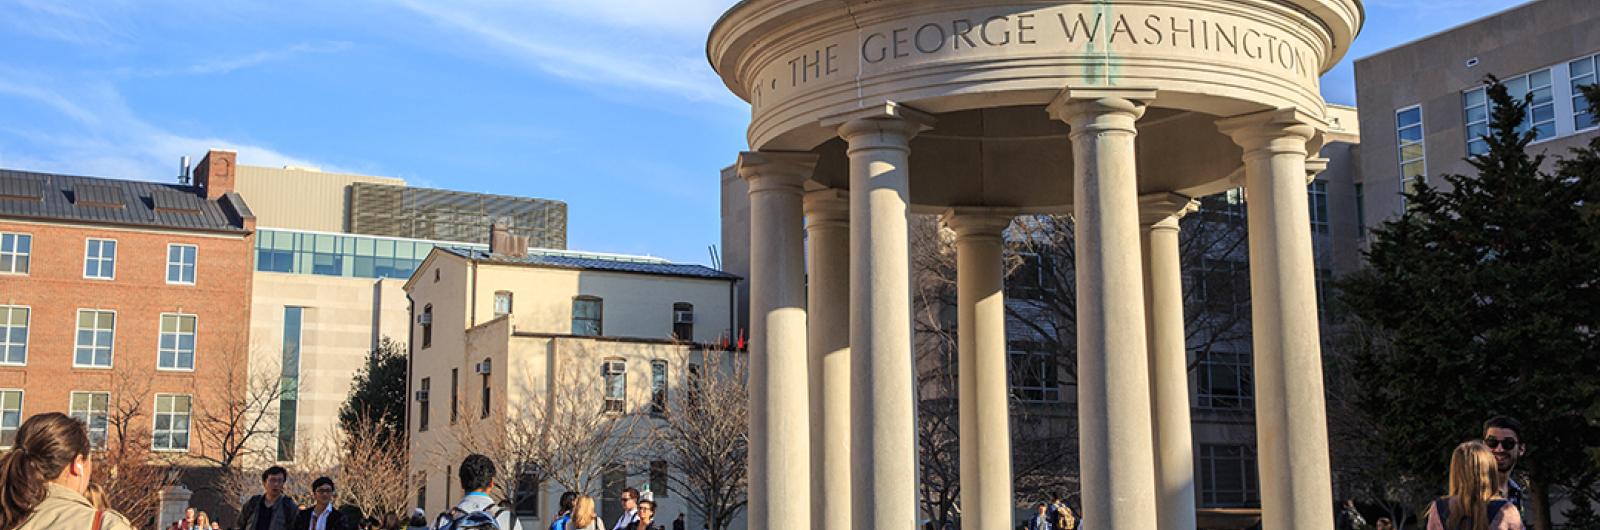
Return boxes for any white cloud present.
[386,0,741,105]
[1,0,128,48]
[116,41,356,78]
[0,71,335,182]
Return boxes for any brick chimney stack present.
[192,149,238,200]
[489,220,530,257]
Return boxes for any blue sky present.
[0,0,1530,264]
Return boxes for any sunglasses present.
[1483,437,1519,451]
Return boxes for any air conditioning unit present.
[414,390,429,401]
[673,311,694,324]
[417,313,432,325]
[474,360,492,375]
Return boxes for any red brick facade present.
[0,219,254,461]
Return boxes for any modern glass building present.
[254,228,486,279]
[347,182,567,248]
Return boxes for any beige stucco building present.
[406,237,739,528]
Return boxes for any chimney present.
[489,220,529,257]
[178,156,191,185]
[192,149,237,200]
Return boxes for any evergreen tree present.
[1337,77,1600,529]
[340,337,409,446]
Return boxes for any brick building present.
[0,150,256,519]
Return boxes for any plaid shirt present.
[1507,477,1526,514]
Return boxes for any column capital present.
[1305,156,1330,185]
[1215,108,1323,157]
[942,207,1017,241]
[827,102,937,149]
[1046,87,1158,135]
[738,151,818,193]
[1138,193,1199,230]
[805,189,850,229]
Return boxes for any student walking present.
[293,477,347,530]
[436,454,521,530]
[550,492,577,530]
[1026,503,1055,530]
[0,413,136,530]
[627,501,662,530]
[1426,440,1524,530]
[609,489,639,530]
[1482,416,1527,513]
[567,497,603,530]
[240,466,298,530]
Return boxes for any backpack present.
[439,505,508,530]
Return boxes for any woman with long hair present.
[1427,440,1524,530]
[0,413,134,530]
[569,496,603,530]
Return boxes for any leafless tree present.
[652,350,749,530]
[338,413,415,520]
[193,338,280,477]
[94,368,181,529]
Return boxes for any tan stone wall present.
[473,264,735,344]
[233,165,405,233]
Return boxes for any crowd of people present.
[0,411,1537,530]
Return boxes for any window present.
[650,360,668,415]
[152,394,191,452]
[451,368,459,424]
[513,466,541,517]
[1395,106,1427,197]
[0,390,20,448]
[573,297,603,336]
[1572,53,1599,131]
[421,305,433,348]
[1200,444,1260,508]
[252,229,474,279]
[1199,258,1249,316]
[1463,69,1556,155]
[416,478,428,514]
[650,460,670,498]
[278,307,303,461]
[167,244,197,284]
[481,361,491,419]
[418,377,431,432]
[1197,351,1253,410]
[686,362,704,407]
[494,291,513,318]
[74,310,115,368]
[69,392,110,449]
[158,314,197,371]
[1011,252,1053,299]
[601,465,627,522]
[0,233,30,274]
[1307,180,1329,235]
[84,239,117,280]
[603,359,626,413]
[0,307,29,365]
[1008,342,1060,402]
[672,302,694,341]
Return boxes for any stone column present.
[946,208,1016,530]
[738,151,817,530]
[806,189,851,530]
[1217,109,1334,530]
[1047,88,1161,530]
[1139,193,1200,530]
[829,102,933,530]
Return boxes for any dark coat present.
[292,506,349,530]
[238,495,298,530]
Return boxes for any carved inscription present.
[749,5,1321,110]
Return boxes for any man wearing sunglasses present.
[1483,416,1526,512]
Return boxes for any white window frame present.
[1571,53,1599,133]
[0,232,31,275]
[73,309,116,369]
[83,238,117,280]
[69,391,111,449]
[1197,351,1254,410]
[1395,105,1427,203]
[0,306,29,366]
[0,389,21,449]
[151,394,192,452]
[602,359,626,413]
[158,313,198,372]
[166,243,198,285]
[494,291,513,317]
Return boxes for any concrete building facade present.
[406,241,739,530]
[1355,0,1600,226]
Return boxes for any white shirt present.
[311,504,335,530]
[611,509,638,530]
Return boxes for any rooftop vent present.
[152,189,203,214]
[74,184,126,209]
[0,176,44,202]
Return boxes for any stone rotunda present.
[707,1,1363,530]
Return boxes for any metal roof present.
[441,247,740,281]
[0,168,252,232]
